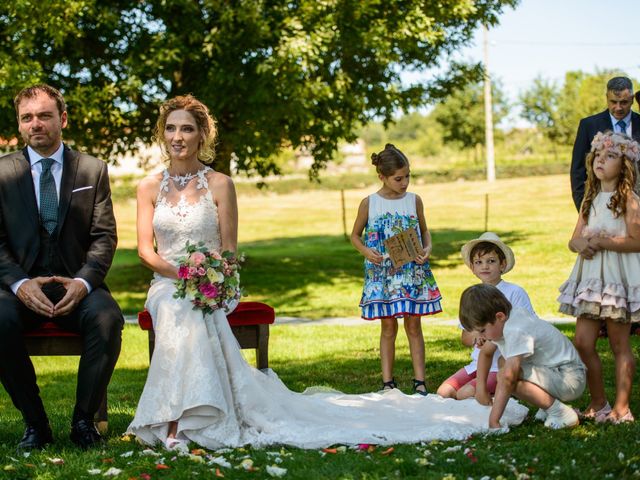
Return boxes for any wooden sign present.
[383,227,422,268]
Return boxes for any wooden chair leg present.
[256,324,269,369]
[95,391,108,434]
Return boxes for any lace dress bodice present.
[153,167,220,270]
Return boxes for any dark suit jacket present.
[570,109,640,210]
[0,145,117,290]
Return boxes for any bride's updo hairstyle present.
[371,143,409,177]
[154,94,217,164]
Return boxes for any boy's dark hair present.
[459,284,512,331]
[469,241,506,264]
[14,84,66,117]
[371,143,409,177]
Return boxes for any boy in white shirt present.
[437,232,535,401]
[459,284,586,429]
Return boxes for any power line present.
[495,40,640,47]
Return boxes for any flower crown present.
[590,131,640,163]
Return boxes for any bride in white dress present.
[127,95,528,451]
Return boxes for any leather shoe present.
[70,419,103,449]
[17,423,53,451]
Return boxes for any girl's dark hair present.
[371,143,409,176]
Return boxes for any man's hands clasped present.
[17,276,88,317]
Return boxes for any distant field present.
[109,173,578,320]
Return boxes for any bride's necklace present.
[167,169,200,187]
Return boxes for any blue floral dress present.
[359,192,442,320]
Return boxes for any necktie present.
[39,158,58,234]
[616,119,627,134]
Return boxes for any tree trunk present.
[213,139,233,176]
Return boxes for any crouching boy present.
[459,284,586,429]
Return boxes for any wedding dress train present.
[127,168,528,449]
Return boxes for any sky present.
[463,0,640,101]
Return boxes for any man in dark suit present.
[0,85,123,450]
[570,76,640,211]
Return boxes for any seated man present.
[0,84,123,450]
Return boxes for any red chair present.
[23,322,108,432]
[138,301,275,369]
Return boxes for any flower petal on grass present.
[266,465,288,477]
[215,468,225,477]
[322,448,338,454]
[381,447,394,456]
[103,467,122,476]
[48,457,65,465]
[120,451,134,458]
[140,449,161,457]
[86,468,101,475]
[209,456,232,468]
[155,464,171,470]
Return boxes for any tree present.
[520,76,560,143]
[431,79,509,150]
[0,0,519,176]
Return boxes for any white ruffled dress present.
[558,191,640,323]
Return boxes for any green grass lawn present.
[110,173,578,320]
[1,324,639,479]
[4,172,636,478]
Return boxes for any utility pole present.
[483,24,496,182]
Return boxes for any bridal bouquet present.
[173,242,243,315]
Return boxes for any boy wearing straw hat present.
[437,232,535,402]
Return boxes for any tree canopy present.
[431,78,508,149]
[0,0,518,175]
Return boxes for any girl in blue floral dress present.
[351,144,442,394]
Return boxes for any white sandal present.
[164,436,189,453]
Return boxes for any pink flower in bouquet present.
[212,251,222,260]
[198,282,219,299]
[189,251,206,266]
[188,266,198,278]
[178,265,190,279]
[197,266,206,276]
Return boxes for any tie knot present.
[616,120,627,132]
[41,158,54,172]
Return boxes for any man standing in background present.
[570,76,640,211]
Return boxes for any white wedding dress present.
[127,167,528,449]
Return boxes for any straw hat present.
[460,232,515,274]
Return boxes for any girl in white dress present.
[558,131,640,424]
[127,95,527,451]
